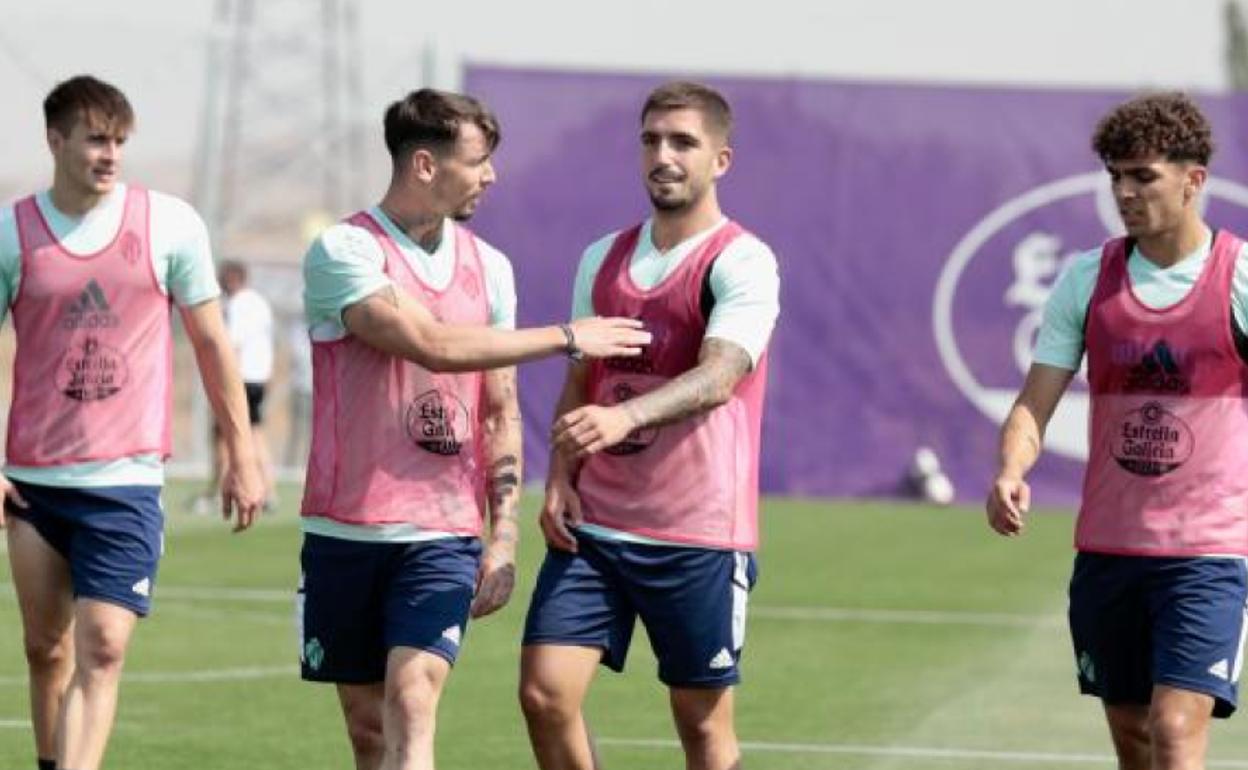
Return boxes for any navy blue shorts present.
[5,480,164,617]
[1069,552,1248,718]
[522,532,758,688]
[297,534,482,684]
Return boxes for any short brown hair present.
[383,89,500,162]
[640,81,732,140]
[1092,92,1213,166]
[43,75,134,136]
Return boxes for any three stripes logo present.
[61,279,120,331]
[1123,340,1190,395]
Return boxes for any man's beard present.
[649,193,690,212]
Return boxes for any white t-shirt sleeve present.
[303,223,391,333]
[570,232,618,320]
[704,235,781,367]
[150,193,220,307]
[1031,248,1100,371]
[475,237,517,330]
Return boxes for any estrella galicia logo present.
[1112,400,1194,477]
[62,279,121,331]
[56,335,129,401]
[602,381,658,455]
[404,389,470,455]
[1122,340,1190,395]
[934,172,1248,461]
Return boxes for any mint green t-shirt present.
[1034,231,1248,371]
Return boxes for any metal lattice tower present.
[192,0,366,260]
[185,0,367,475]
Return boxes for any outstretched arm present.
[986,363,1075,536]
[342,286,649,372]
[551,337,752,458]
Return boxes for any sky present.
[0,0,1233,196]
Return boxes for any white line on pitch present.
[597,738,1248,767]
[752,606,1062,628]
[0,584,1061,627]
[0,718,30,729]
[0,665,296,687]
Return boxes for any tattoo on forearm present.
[489,455,520,507]
[487,455,521,542]
[623,339,752,429]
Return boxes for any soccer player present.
[0,75,263,770]
[298,88,649,770]
[518,81,780,770]
[987,92,1248,770]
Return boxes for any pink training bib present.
[1078,230,1248,556]
[300,213,489,533]
[576,221,769,550]
[7,187,172,465]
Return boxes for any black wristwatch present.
[558,323,584,361]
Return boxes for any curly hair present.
[1091,92,1213,165]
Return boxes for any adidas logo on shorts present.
[441,625,462,647]
[708,648,734,670]
[131,577,151,597]
[1209,658,1230,681]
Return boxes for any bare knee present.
[519,675,579,728]
[23,630,71,672]
[342,704,384,760]
[76,622,129,675]
[671,688,738,769]
[1149,707,1203,755]
[386,669,441,739]
[1105,705,1151,769]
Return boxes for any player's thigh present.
[629,547,756,688]
[1068,552,1152,707]
[1149,557,1248,718]
[5,515,73,646]
[522,536,636,673]
[299,534,389,683]
[65,485,164,618]
[382,537,481,666]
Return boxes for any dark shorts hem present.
[75,590,148,618]
[661,673,741,689]
[521,636,615,670]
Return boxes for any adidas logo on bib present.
[131,577,151,597]
[442,626,462,647]
[708,648,734,670]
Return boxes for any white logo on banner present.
[933,172,1248,461]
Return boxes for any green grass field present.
[1,484,1246,769]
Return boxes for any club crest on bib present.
[119,231,143,266]
[405,389,470,456]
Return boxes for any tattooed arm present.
[552,337,753,458]
[470,364,522,618]
[986,363,1074,537]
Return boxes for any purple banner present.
[464,65,1248,506]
